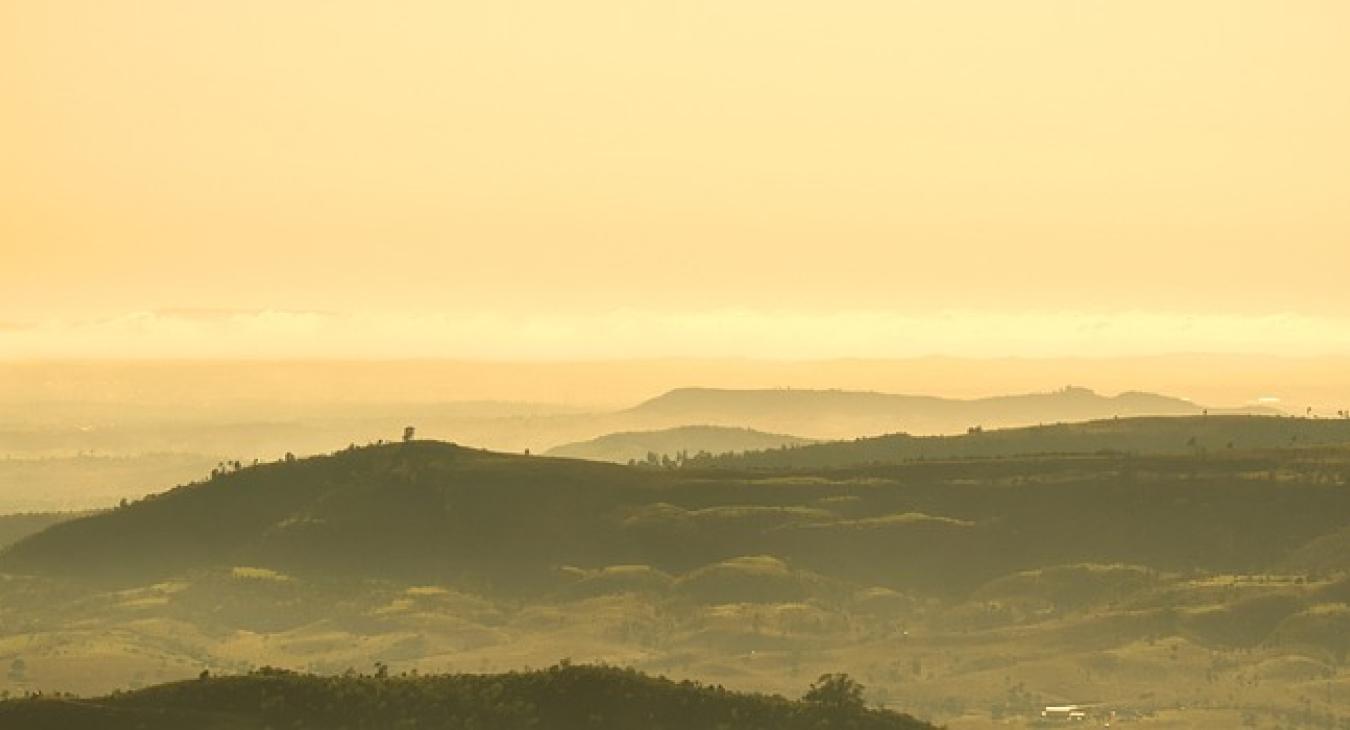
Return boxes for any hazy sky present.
[3,1,1349,358]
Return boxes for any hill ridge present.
[545,424,816,463]
[617,385,1278,441]
[0,664,935,730]
[685,414,1350,469]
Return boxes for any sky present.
[3,1,1349,359]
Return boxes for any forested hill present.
[0,664,934,730]
[0,441,672,587]
[3,438,1349,598]
[623,385,1276,437]
[545,425,815,463]
[686,414,1350,469]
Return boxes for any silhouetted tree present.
[804,673,866,710]
[403,426,416,443]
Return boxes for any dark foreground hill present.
[0,441,665,588]
[689,414,1350,469]
[0,664,932,730]
[544,425,816,463]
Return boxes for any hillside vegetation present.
[545,425,815,464]
[1,434,1347,726]
[688,414,1350,469]
[4,438,1347,593]
[0,664,932,730]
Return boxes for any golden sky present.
[3,1,1349,358]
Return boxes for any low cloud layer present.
[3,308,1348,360]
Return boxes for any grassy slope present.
[0,442,668,587]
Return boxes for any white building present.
[1041,704,1088,721]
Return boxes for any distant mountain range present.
[620,386,1278,440]
[535,387,1279,465]
[0,386,1285,512]
[0,385,1277,462]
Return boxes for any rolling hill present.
[1,435,1347,723]
[688,414,1350,469]
[4,436,1347,594]
[0,664,933,730]
[1,385,1278,466]
[544,425,815,463]
[0,388,1284,520]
